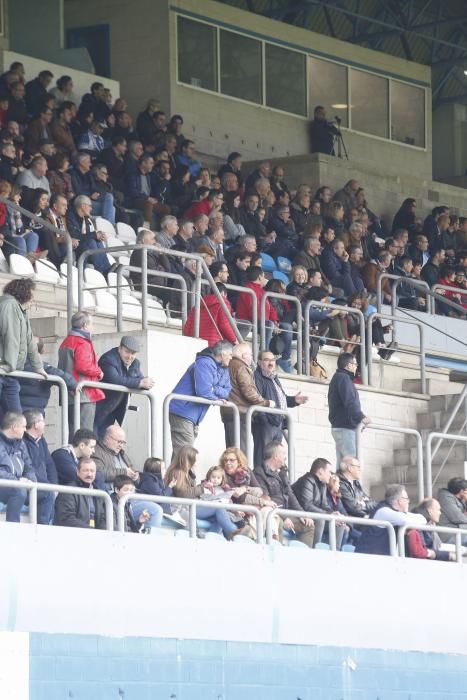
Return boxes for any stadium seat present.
[342,544,356,553]
[9,254,35,277]
[95,217,117,239]
[233,534,255,544]
[84,268,108,290]
[260,252,277,272]
[35,259,60,284]
[116,222,137,244]
[276,256,292,273]
[94,289,117,316]
[288,540,308,549]
[106,235,121,249]
[58,262,78,286]
[272,270,290,285]
[0,249,8,273]
[106,272,131,296]
[71,283,95,310]
[314,542,331,551]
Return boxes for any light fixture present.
[331,103,348,108]
[464,69,467,75]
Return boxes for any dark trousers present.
[0,376,22,413]
[0,485,27,522]
[252,422,284,469]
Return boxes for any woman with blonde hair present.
[219,447,282,540]
[164,445,241,539]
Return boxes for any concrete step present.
[393,444,467,466]
[370,481,420,502]
[416,412,466,431]
[403,378,465,395]
[427,393,465,413]
[380,462,465,486]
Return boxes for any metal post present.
[189,503,197,538]
[419,324,426,394]
[141,246,148,330]
[116,265,123,332]
[261,292,303,374]
[426,431,467,498]
[73,389,81,434]
[66,239,74,325]
[148,392,157,456]
[245,405,295,480]
[328,518,337,551]
[456,530,462,565]
[28,483,38,525]
[193,259,201,338]
[366,315,374,386]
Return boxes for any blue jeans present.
[6,232,40,255]
[196,505,238,536]
[331,427,357,468]
[130,499,163,529]
[0,485,27,522]
[91,193,116,224]
[0,376,22,412]
[26,489,55,525]
[81,238,111,274]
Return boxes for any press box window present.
[265,44,306,116]
[177,16,218,92]
[220,29,262,104]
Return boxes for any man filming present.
[309,105,341,156]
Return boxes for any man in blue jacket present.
[94,335,155,437]
[23,409,57,524]
[328,352,371,466]
[169,340,233,456]
[0,411,37,522]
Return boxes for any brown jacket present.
[172,470,204,500]
[222,356,269,417]
[51,119,77,158]
[360,262,391,295]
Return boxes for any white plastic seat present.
[107,271,131,296]
[84,268,108,290]
[122,295,142,320]
[0,249,8,273]
[94,289,117,316]
[58,263,78,287]
[9,254,35,277]
[115,254,131,266]
[70,283,95,310]
[116,222,137,244]
[34,259,60,284]
[106,235,121,249]
[95,216,117,239]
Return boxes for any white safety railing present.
[3,369,69,445]
[260,291,303,371]
[356,422,425,502]
[116,492,264,543]
[73,380,157,454]
[162,393,240,464]
[245,405,295,480]
[264,507,398,555]
[397,522,465,564]
[366,311,426,393]
[0,478,114,530]
[425,431,467,498]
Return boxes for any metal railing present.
[356,422,424,502]
[366,311,426,394]
[3,369,69,445]
[0,478,114,530]
[0,196,74,326]
[264,508,397,555]
[303,299,367,383]
[116,492,264,543]
[430,386,467,488]
[376,273,432,315]
[73,380,157,454]
[78,244,243,343]
[163,393,240,464]
[425,431,467,498]
[260,291,303,372]
[430,284,467,317]
[397,522,465,563]
[199,278,258,358]
[245,405,295,480]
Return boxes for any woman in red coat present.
[183,283,237,347]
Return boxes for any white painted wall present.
[1,523,466,656]
[0,631,29,700]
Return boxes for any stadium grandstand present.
[0,0,467,697]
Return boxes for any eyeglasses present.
[400,495,410,501]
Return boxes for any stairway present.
[370,382,467,503]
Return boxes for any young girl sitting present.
[137,457,177,513]
[200,466,232,500]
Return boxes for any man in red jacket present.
[58,311,104,436]
[183,283,237,347]
[236,267,278,350]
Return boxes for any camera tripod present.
[333,130,349,160]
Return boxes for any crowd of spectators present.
[0,63,465,558]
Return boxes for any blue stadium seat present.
[314,542,330,550]
[276,256,292,273]
[288,540,308,549]
[233,534,255,544]
[260,252,277,272]
[342,544,356,553]
[272,270,290,285]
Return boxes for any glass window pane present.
[391,81,425,148]
[177,17,217,91]
[308,57,348,126]
[220,30,262,104]
[350,69,388,138]
[266,44,306,116]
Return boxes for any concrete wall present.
[0,50,119,105]
[64,0,170,114]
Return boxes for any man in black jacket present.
[23,409,57,524]
[254,441,314,547]
[421,248,446,289]
[337,456,377,518]
[328,352,370,466]
[252,351,308,467]
[292,458,333,545]
[54,457,108,529]
[308,106,339,155]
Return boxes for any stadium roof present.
[219,0,467,108]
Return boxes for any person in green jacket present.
[0,278,46,412]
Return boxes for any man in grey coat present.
[0,278,46,412]
[438,477,467,544]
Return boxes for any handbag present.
[309,359,328,380]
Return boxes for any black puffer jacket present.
[292,473,331,513]
[337,472,377,518]
[254,463,302,511]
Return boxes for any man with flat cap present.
[94,335,155,437]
